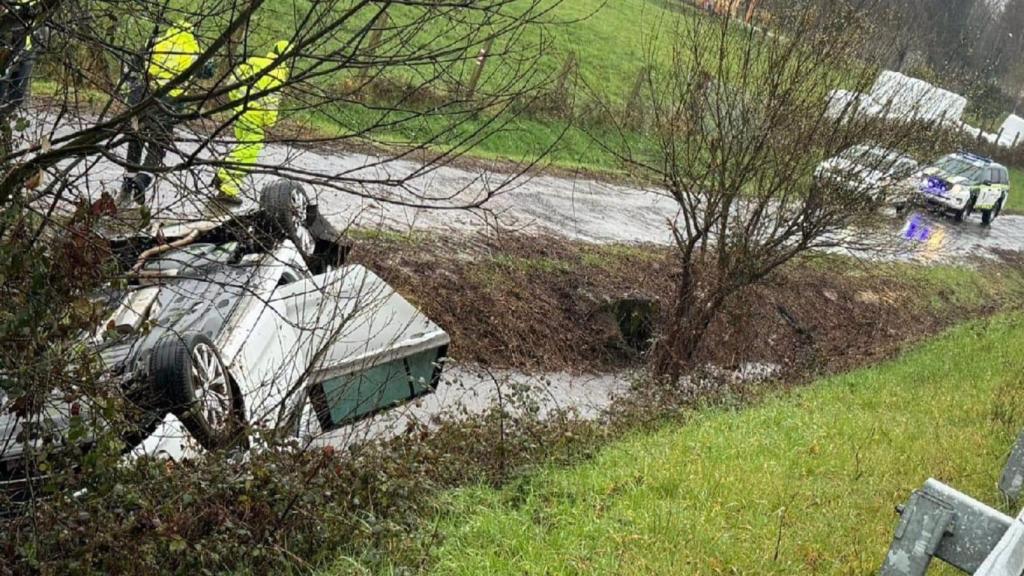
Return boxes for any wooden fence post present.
[624,65,651,128]
[359,10,390,83]
[465,36,494,100]
[550,52,578,118]
[745,0,760,23]
[553,52,577,98]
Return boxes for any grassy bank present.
[426,312,1024,574]
[1008,166,1024,214]
[352,232,1024,374]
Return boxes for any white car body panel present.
[213,244,449,440]
[131,413,199,461]
[976,187,1004,210]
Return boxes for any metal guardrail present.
[999,432,1024,502]
[880,429,1024,575]
[976,514,1024,576]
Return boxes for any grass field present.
[1007,166,1024,214]
[426,313,1024,575]
[255,0,860,172]
[293,0,692,172]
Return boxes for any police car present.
[911,152,1010,225]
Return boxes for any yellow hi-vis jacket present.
[229,53,289,127]
[148,23,201,98]
[4,0,37,50]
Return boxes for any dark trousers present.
[122,81,177,197]
[0,29,34,113]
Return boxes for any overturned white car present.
[0,180,449,495]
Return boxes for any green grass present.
[882,261,1024,312]
[425,313,1024,575]
[288,0,690,172]
[1007,166,1024,214]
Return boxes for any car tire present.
[982,199,1002,226]
[954,195,977,223]
[150,333,245,450]
[259,179,317,260]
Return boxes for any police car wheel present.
[982,199,1002,226]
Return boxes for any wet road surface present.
[22,110,1024,263]
[66,143,1024,264]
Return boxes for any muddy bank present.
[351,232,1024,378]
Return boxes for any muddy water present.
[312,365,632,448]
[312,362,782,446]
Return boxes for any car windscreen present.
[934,156,985,182]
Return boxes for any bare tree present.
[600,3,941,380]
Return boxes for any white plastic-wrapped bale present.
[825,89,881,121]
[996,114,1024,148]
[870,70,966,124]
[961,122,999,143]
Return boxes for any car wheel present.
[150,333,245,450]
[259,179,316,259]
[982,199,1003,226]
[953,207,966,222]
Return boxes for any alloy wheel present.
[190,342,231,433]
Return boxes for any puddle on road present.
[895,210,1024,263]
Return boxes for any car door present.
[312,267,449,432]
[287,265,450,435]
[230,264,449,435]
[976,168,1005,210]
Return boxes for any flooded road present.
[71,142,1024,264]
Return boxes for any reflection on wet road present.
[892,209,1024,262]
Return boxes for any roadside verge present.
[426,312,1024,575]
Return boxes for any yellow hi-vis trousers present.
[216,114,267,197]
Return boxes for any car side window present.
[999,168,1010,185]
